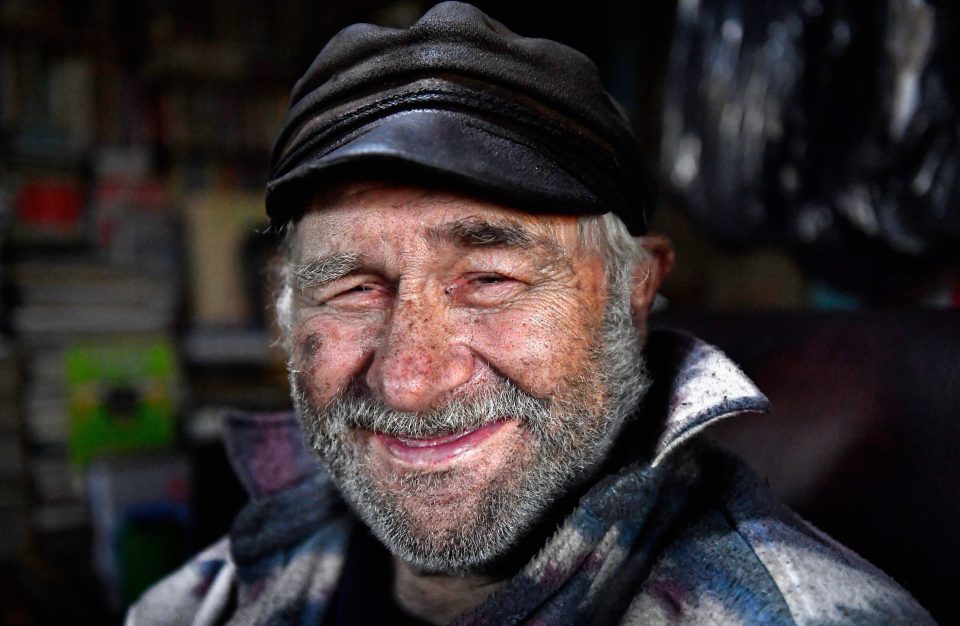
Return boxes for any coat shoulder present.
[724,462,935,625]
[624,449,936,625]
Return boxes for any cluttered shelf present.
[0,2,296,621]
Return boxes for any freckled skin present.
[290,184,610,416]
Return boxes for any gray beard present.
[291,290,649,574]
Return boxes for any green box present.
[66,338,178,466]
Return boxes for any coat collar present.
[643,329,770,467]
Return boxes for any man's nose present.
[366,295,474,412]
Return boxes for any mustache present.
[317,377,550,439]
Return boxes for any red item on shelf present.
[16,180,83,233]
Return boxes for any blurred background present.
[0,0,956,623]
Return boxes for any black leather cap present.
[266,1,651,233]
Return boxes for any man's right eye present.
[330,282,391,305]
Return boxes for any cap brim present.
[265,109,606,224]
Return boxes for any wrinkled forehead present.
[288,181,585,262]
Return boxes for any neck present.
[393,557,505,625]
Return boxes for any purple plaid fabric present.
[127,330,934,625]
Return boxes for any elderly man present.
[130,3,933,625]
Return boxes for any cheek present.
[292,317,380,403]
[469,303,596,396]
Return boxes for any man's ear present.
[630,235,675,324]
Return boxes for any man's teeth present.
[395,428,477,447]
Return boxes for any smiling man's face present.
[285,182,654,573]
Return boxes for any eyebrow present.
[290,251,363,290]
[432,218,536,249]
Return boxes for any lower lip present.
[376,420,508,467]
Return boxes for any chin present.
[367,472,536,574]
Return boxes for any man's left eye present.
[471,274,505,285]
[452,273,522,306]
